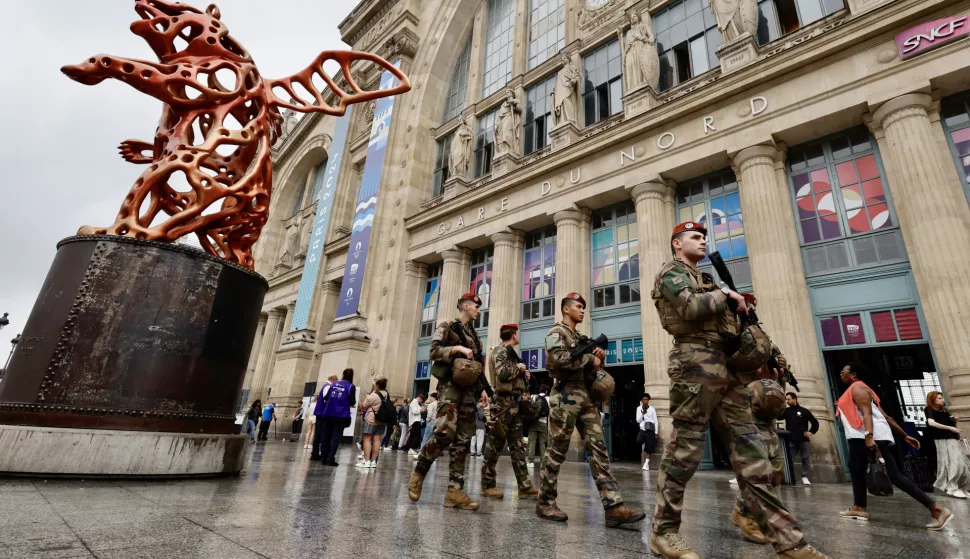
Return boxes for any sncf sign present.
[896,15,969,60]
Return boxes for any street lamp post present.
[2,333,20,379]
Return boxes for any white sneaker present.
[354,460,367,468]
[949,489,968,499]
[408,450,419,457]
[729,477,738,486]
[368,461,377,469]
[642,460,650,471]
[802,477,812,486]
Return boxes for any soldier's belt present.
[674,336,728,350]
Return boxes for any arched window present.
[443,36,472,122]
[290,159,328,217]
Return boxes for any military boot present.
[776,544,832,559]
[730,505,768,544]
[535,502,568,522]
[480,487,505,499]
[407,471,425,502]
[444,488,480,510]
[650,532,700,559]
[518,487,539,500]
[604,504,646,528]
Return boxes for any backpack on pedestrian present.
[538,396,549,419]
[375,391,396,425]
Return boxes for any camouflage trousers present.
[481,394,534,491]
[654,342,804,553]
[736,420,783,534]
[414,378,476,490]
[539,382,623,509]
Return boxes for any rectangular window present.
[582,40,623,127]
[819,308,925,348]
[307,158,328,204]
[524,76,556,155]
[788,127,905,275]
[419,263,442,338]
[521,348,546,370]
[941,92,970,204]
[431,134,452,198]
[415,360,431,380]
[756,0,845,45]
[528,0,566,70]
[444,37,473,122]
[522,227,556,320]
[676,169,752,287]
[469,247,494,330]
[900,372,943,427]
[591,201,639,308]
[482,0,516,98]
[474,110,498,178]
[655,0,720,92]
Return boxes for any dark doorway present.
[606,364,646,462]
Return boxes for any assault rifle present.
[709,252,799,392]
[569,333,610,361]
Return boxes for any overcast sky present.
[0,1,362,344]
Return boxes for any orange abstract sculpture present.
[61,0,410,268]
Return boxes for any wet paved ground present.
[1,441,967,559]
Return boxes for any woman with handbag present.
[925,391,970,498]
[836,363,952,529]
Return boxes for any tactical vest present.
[490,345,527,396]
[651,259,739,339]
[547,322,586,384]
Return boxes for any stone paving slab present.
[0,441,967,558]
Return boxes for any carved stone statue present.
[449,115,474,179]
[282,108,299,136]
[494,89,522,157]
[551,55,580,127]
[360,101,376,135]
[625,11,660,91]
[710,0,759,42]
[299,213,313,255]
[279,224,300,266]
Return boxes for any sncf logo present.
[896,16,969,60]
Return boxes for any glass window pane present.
[841,314,865,344]
[822,0,845,14]
[687,11,706,38]
[895,309,923,340]
[820,316,843,346]
[795,0,825,25]
[621,339,635,363]
[856,155,879,181]
[872,311,897,342]
[756,0,779,45]
[690,35,709,75]
[835,161,858,186]
[610,79,623,116]
[942,97,970,128]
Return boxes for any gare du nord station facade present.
[238,0,970,480]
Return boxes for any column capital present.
[267,307,285,319]
[320,281,341,296]
[286,302,296,312]
[627,178,674,205]
[490,229,525,248]
[441,246,472,265]
[257,313,269,325]
[732,144,782,172]
[553,206,591,227]
[405,260,428,278]
[870,93,932,131]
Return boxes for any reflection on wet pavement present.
[0,441,966,558]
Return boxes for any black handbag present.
[866,447,893,497]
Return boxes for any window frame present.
[482,0,516,98]
[527,0,566,70]
[432,134,453,198]
[419,263,443,339]
[522,227,557,322]
[755,0,846,46]
[590,201,640,310]
[524,75,556,156]
[941,91,970,205]
[582,39,624,127]
[474,110,498,178]
[443,37,473,123]
[654,0,721,92]
[469,246,494,331]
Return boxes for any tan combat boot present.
[518,487,539,500]
[444,487,480,510]
[776,544,832,559]
[650,532,700,559]
[605,504,646,528]
[730,505,768,544]
[535,502,568,522]
[480,487,505,499]
[407,471,425,502]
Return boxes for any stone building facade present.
[242,0,970,479]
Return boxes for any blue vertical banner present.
[334,67,401,318]
[288,114,352,331]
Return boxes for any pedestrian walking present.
[535,292,644,528]
[245,400,261,443]
[304,395,317,449]
[381,398,398,449]
[406,394,425,456]
[292,401,305,439]
[925,391,970,498]
[420,393,439,450]
[257,402,276,441]
[636,393,658,471]
[357,376,390,468]
[782,392,819,485]
[310,374,338,460]
[317,369,357,466]
[650,221,829,559]
[471,394,488,456]
[527,385,550,468]
[836,363,952,530]
[393,399,409,451]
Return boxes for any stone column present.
[512,0,529,77]
[628,179,675,425]
[249,308,284,403]
[553,207,591,333]
[870,93,970,418]
[436,247,473,323]
[466,4,488,105]
[733,144,843,482]
[486,230,525,376]
[242,314,268,391]
[400,261,429,399]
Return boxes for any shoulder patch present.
[544,333,562,351]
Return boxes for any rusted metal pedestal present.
[0,236,267,477]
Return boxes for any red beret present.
[500,323,518,333]
[457,292,482,307]
[561,291,587,309]
[742,293,757,304]
[671,221,707,239]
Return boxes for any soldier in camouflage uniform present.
[650,222,830,559]
[535,292,645,527]
[408,292,484,511]
[480,324,540,500]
